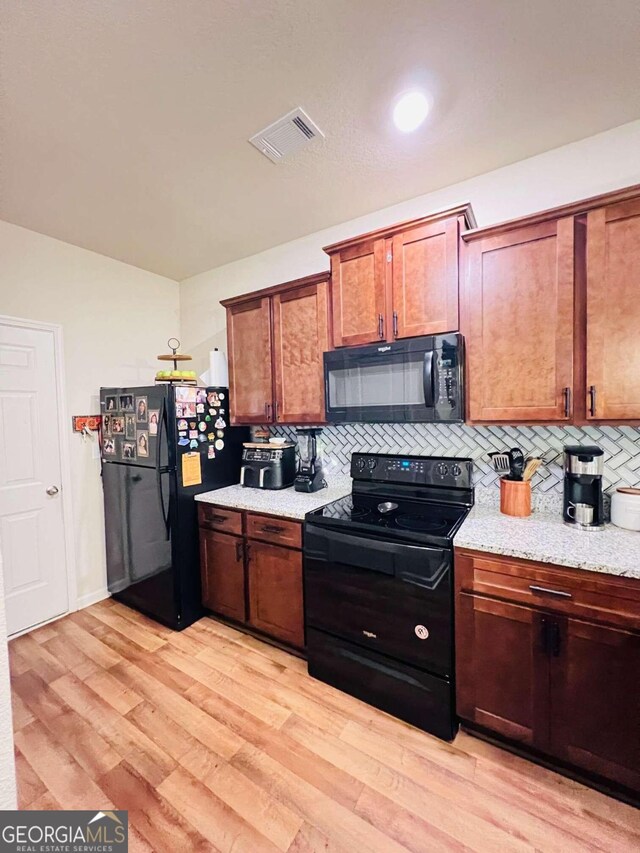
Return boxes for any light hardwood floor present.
[9,600,640,852]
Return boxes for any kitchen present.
[1,2,640,850]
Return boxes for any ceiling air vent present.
[249,108,324,163]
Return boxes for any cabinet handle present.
[589,385,597,417]
[378,314,384,339]
[392,311,398,339]
[563,387,571,418]
[550,621,561,657]
[260,524,285,534]
[529,584,572,599]
[210,513,228,524]
[235,540,244,562]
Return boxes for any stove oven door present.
[303,524,452,677]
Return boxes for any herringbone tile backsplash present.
[272,423,640,496]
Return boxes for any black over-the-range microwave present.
[323,333,464,424]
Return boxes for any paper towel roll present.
[199,348,228,388]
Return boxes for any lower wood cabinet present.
[247,540,304,648]
[198,504,305,650]
[455,549,640,797]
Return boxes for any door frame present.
[0,314,77,635]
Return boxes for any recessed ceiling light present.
[393,91,430,133]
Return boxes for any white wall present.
[0,221,180,606]
[0,556,16,808]
[180,119,640,370]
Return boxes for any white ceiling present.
[1,0,639,280]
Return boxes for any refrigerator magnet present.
[208,408,217,416]
[215,439,224,450]
[184,403,196,417]
[216,430,224,438]
[178,431,187,438]
[149,410,159,435]
[198,422,207,432]
[137,430,149,457]
[111,416,124,434]
[103,437,116,454]
[219,392,225,400]
[196,388,207,404]
[136,397,148,422]
[188,430,198,439]
[103,414,112,435]
[207,433,215,442]
[189,439,199,450]
[122,441,137,460]
[197,434,207,443]
[182,452,202,487]
[177,419,188,431]
[175,386,195,403]
[206,391,220,407]
[204,415,211,422]
[178,437,190,446]
[214,417,226,429]
[196,404,205,414]
[207,446,216,459]
[120,394,134,411]
[104,395,117,412]
[125,414,136,439]
[189,421,196,429]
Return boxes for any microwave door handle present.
[423,351,435,407]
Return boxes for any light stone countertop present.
[455,504,640,580]
[194,475,352,520]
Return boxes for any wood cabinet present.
[463,218,575,423]
[198,503,304,650]
[325,205,475,347]
[227,297,273,424]
[223,271,330,425]
[586,197,640,420]
[462,183,640,424]
[247,540,304,648]
[455,548,640,797]
[199,528,246,622]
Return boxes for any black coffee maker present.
[294,428,327,493]
[563,445,605,531]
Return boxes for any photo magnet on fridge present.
[104,395,117,412]
[149,410,159,435]
[103,437,116,454]
[176,386,196,403]
[196,388,207,404]
[119,394,134,411]
[206,391,220,407]
[125,413,136,439]
[137,430,149,457]
[111,416,125,434]
[122,441,137,459]
[136,396,148,422]
[207,446,215,459]
[103,414,112,435]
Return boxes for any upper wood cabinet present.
[272,279,330,424]
[586,197,640,420]
[227,296,273,424]
[463,217,575,423]
[223,272,330,425]
[324,205,476,347]
[463,183,640,424]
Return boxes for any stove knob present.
[435,462,449,478]
[355,458,366,471]
[367,458,376,470]
[451,464,462,478]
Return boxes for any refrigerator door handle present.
[156,400,170,537]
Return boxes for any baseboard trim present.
[76,588,110,610]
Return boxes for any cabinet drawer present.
[246,513,302,549]
[455,549,640,630]
[198,504,243,535]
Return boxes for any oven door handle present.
[423,351,435,407]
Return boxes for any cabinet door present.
[586,198,640,420]
[551,618,640,792]
[272,281,329,423]
[456,593,549,749]
[247,540,304,647]
[464,218,574,422]
[227,297,273,424]
[392,217,460,338]
[199,529,246,622]
[330,239,386,347]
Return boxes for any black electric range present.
[303,452,473,741]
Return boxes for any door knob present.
[46,485,59,496]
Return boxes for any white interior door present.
[0,321,69,636]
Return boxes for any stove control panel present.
[352,453,472,489]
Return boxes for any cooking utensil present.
[489,452,511,475]
[523,457,543,482]
[509,448,525,480]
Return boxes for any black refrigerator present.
[99,384,248,630]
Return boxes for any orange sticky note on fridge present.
[182,452,202,487]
